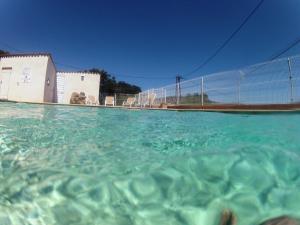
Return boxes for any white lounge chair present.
[105,96,115,106]
[141,93,156,108]
[87,95,98,105]
[122,97,136,107]
[148,93,156,108]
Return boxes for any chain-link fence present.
[138,55,300,107]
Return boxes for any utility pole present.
[175,75,182,104]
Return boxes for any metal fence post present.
[287,58,294,103]
[148,90,150,106]
[237,71,242,105]
[201,77,204,106]
[176,82,179,105]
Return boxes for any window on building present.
[81,76,84,81]
[1,67,12,70]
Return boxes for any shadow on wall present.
[70,92,86,105]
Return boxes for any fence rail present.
[138,55,300,107]
[99,93,137,106]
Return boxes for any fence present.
[100,93,138,106]
[138,55,300,106]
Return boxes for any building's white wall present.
[0,56,53,103]
[57,72,100,104]
[0,58,11,99]
[43,58,57,103]
[0,55,99,104]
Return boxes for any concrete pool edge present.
[1,100,300,113]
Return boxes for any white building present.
[56,72,100,104]
[0,53,57,103]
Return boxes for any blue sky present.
[1,0,300,90]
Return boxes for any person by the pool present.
[219,210,299,225]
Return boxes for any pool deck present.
[1,100,300,113]
[165,103,300,113]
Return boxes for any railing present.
[138,55,300,106]
[100,93,138,106]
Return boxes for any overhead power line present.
[55,61,84,70]
[0,41,22,52]
[184,0,265,78]
[269,37,300,60]
[55,62,173,80]
[0,41,174,80]
[245,36,300,75]
[110,73,174,80]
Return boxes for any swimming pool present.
[0,102,300,225]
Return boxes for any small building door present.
[0,70,11,100]
[57,73,65,103]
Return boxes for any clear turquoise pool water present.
[0,103,300,225]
